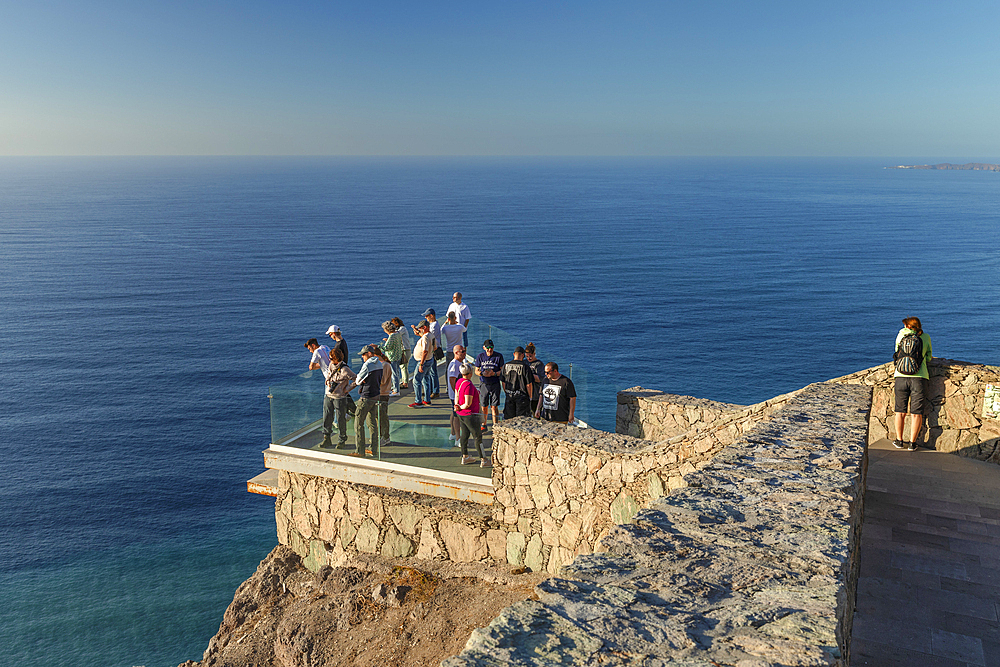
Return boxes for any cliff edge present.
[179,546,545,667]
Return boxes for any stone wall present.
[490,388,799,574]
[831,358,1000,463]
[277,387,799,575]
[274,471,506,571]
[616,386,746,440]
[443,382,872,667]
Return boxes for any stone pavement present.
[851,439,1000,667]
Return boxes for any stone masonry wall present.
[444,382,872,667]
[616,386,746,440]
[490,388,800,574]
[831,359,1000,463]
[277,387,800,575]
[274,470,505,572]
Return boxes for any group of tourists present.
[303,292,578,465]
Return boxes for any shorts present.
[481,384,502,407]
[894,376,926,414]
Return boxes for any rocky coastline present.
[887,162,1000,170]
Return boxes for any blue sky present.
[2,0,998,156]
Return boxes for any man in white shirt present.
[446,293,472,348]
[305,338,331,375]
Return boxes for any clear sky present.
[2,0,999,156]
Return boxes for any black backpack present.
[893,333,924,375]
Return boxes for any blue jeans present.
[389,360,401,393]
[414,360,433,402]
[431,356,440,394]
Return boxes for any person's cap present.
[422,308,436,317]
[381,320,395,331]
[359,344,377,356]
[415,319,429,330]
[326,325,340,334]
[514,346,525,354]
[483,339,494,349]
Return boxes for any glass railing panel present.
[268,370,326,444]
[268,320,623,475]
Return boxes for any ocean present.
[1,156,997,666]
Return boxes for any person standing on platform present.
[305,338,331,372]
[323,348,356,449]
[380,320,403,396]
[501,346,535,419]
[408,320,434,408]
[447,292,472,348]
[536,362,576,425]
[372,347,394,451]
[350,345,382,457]
[421,309,443,398]
[440,312,467,367]
[447,345,468,444]
[524,343,544,416]
[892,316,932,451]
[455,363,489,468]
[326,326,349,368]
[474,339,504,433]
[392,317,411,389]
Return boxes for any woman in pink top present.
[454,363,489,467]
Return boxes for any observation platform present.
[249,319,618,506]
[249,362,495,504]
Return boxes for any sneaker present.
[319,436,333,448]
[448,434,456,441]
[481,424,487,433]
[389,392,400,397]
[461,455,476,465]
[380,438,390,448]
[365,448,374,457]
[335,442,348,450]
[422,400,432,406]
[906,441,918,451]
[892,439,905,449]
[480,459,491,468]
[347,451,364,457]
[407,402,422,408]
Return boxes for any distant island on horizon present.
[887,162,1000,171]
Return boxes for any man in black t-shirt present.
[535,362,576,424]
[474,339,504,432]
[501,346,535,419]
[524,343,544,415]
[326,325,349,367]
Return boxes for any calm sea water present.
[1,157,997,667]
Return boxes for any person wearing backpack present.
[892,316,932,451]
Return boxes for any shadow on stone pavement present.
[851,439,1000,667]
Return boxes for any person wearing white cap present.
[446,292,472,348]
[326,325,349,368]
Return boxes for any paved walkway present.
[851,439,1000,666]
